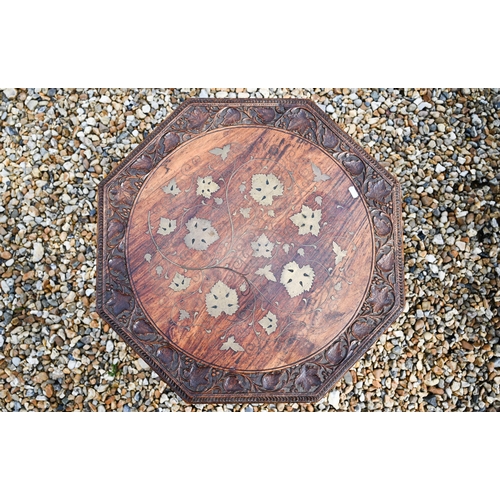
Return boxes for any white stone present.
[432,234,444,245]
[259,88,270,98]
[99,95,111,104]
[138,358,150,370]
[32,242,44,262]
[215,91,228,98]
[456,241,466,251]
[1,281,9,293]
[425,254,436,263]
[142,104,151,114]
[328,390,340,409]
[3,88,17,99]
[199,89,209,98]
[435,164,446,174]
[106,340,114,353]
[26,100,38,111]
[437,123,446,133]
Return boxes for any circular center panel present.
[127,126,373,372]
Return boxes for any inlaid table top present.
[97,99,404,403]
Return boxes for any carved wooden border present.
[97,99,405,403]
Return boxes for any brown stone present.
[33,372,49,384]
[45,384,54,398]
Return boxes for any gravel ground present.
[0,87,499,412]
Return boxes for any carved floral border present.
[97,99,405,403]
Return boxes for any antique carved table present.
[97,99,404,403]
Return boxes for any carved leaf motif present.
[187,365,211,391]
[162,179,181,196]
[326,337,349,365]
[258,311,278,335]
[254,107,275,123]
[295,365,321,392]
[109,184,133,207]
[106,290,132,316]
[107,219,124,245]
[239,183,246,193]
[261,372,283,391]
[251,234,274,258]
[283,244,290,254]
[367,284,395,313]
[351,317,376,340]
[342,154,365,176]
[332,241,347,265]
[220,336,244,352]
[144,253,152,263]
[315,196,323,206]
[205,281,239,318]
[250,173,284,206]
[108,256,127,277]
[255,265,277,282]
[298,248,305,256]
[366,179,391,201]
[268,210,275,217]
[321,127,339,149]
[214,197,223,205]
[373,214,392,236]
[196,176,220,199]
[223,375,245,392]
[157,217,177,236]
[132,319,157,342]
[239,282,247,292]
[156,346,178,370]
[184,217,219,251]
[280,261,315,298]
[209,144,230,161]
[312,163,331,182]
[221,108,240,126]
[185,107,209,130]
[288,109,314,135]
[163,132,179,154]
[169,273,191,292]
[290,205,322,236]
[155,265,163,276]
[377,248,395,272]
[162,132,180,154]
[128,156,152,176]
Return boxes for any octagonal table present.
[97,98,404,403]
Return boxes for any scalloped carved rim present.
[97,98,405,404]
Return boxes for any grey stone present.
[32,242,44,263]
[3,88,17,99]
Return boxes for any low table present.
[97,99,404,403]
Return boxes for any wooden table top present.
[97,99,404,403]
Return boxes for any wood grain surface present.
[97,99,404,403]
[126,127,373,371]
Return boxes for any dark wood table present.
[97,99,404,403]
